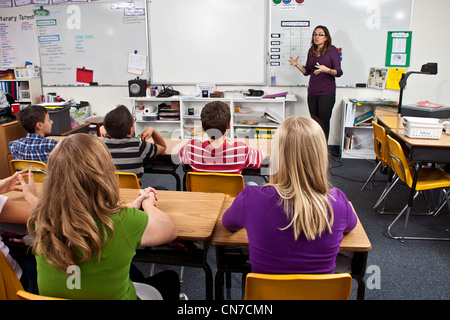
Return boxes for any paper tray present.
[403,117,443,139]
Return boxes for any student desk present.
[122,188,225,300]
[211,198,372,300]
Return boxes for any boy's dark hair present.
[17,105,48,133]
[103,105,134,139]
[200,101,230,139]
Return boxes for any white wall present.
[4,0,450,146]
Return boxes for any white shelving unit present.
[0,78,42,104]
[340,99,376,160]
[128,95,296,139]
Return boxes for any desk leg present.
[203,261,214,300]
[351,252,368,300]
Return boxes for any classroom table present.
[3,186,225,300]
[377,116,450,164]
[210,197,372,300]
[377,116,450,240]
[122,188,225,300]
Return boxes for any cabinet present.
[340,100,376,160]
[0,121,27,179]
[128,96,296,139]
[0,78,43,104]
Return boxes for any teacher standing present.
[289,25,343,141]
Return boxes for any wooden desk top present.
[120,189,225,241]
[210,197,372,252]
[378,116,450,147]
[4,187,225,242]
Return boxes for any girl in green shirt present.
[19,133,179,300]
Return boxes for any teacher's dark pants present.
[307,93,336,141]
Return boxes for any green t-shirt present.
[36,207,148,300]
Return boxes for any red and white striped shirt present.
[178,139,262,174]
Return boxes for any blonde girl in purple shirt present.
[222,116,357,274]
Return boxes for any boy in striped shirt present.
[101,105,166,184]
[178,101,262,174]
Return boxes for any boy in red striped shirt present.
[178,101,262,174]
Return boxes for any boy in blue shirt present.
[8,105,58,162]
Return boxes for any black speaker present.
[128,79,146,97]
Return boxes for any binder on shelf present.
[345,102,356,127]
[263,108,282,124]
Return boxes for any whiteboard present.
[269,0,413,87]
[36,1,148,86]
[148,0,266,85]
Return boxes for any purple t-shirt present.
[304,45,343,95]
[222,186,357,274]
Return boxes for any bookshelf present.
[340,99,398,160]
[0,78,42,105]
[128,95,296,139]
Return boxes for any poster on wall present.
[367,67,388,89]
[0,11,37,68]
[385,31,412,67]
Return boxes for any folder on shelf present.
[345,102,356,127]
[263,108,282,124]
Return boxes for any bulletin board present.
[269,0,413,87]
[36,1,148,86]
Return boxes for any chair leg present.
[179,266,184,282]
[432,189,450,217]
[388,191,450,242]
[374,175,399,213]
[361,162,381,191]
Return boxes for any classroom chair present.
[386,135,450,241]
[243,273,352,300]
[0,251,24,300]
[185,172,245,292]
[185,172,244,197]
[10,159,47,183]
[361,122,401,213]
[116,171,140,189]
[16,290,66,300]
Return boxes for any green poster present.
[385,31,412,67]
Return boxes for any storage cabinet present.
[129,96,296,139]
[0,121,27,179]
[340,100,376,160]
[0,78,43,105]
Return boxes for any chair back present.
[244,273,352,300]
[0,250,24,300]
[16,290,66,300]
[10,159,47,182]
[372,122,391,166]
[386,135,414,187]
[116,172,140,189]
[186,172,244,197]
